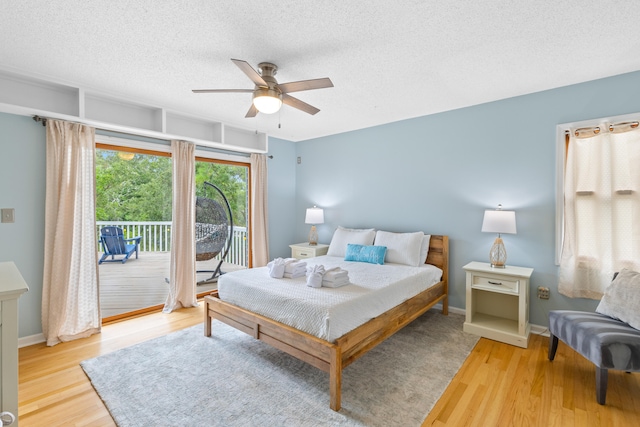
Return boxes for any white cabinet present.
[463,261,533,348]
[289,243,329,259]
[0,262,29,426]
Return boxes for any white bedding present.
[217,255,443,342]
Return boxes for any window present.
[557,118,640,298]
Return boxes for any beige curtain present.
[250,153,269,267]
[163,140,198,312]
[42,119,100,346]
[559,124,640,298]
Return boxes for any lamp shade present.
[252,88,283,114]
[305,207,324,224]
[481,206,516,268]
[481,210,517,234]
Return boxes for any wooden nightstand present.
[289,243,329,259]
[463,261,533,348]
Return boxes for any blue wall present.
[3,69,640,338]
[266,137,297,259]
[290,70,640,326]
[0,114,46,337]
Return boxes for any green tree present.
[95,149,248,227]
[195,162,248,226]
[95,150,172,221]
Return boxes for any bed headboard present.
[426,235,449,285]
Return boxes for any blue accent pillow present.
[344,244,387,265]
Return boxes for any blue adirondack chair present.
[99,226,141,264]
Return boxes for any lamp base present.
[489,237,507,268]
[308,225,318,246]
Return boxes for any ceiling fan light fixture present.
[252,88,282,114]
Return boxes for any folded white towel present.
[322,277,350,288]
[285,260,307,274]
[267,258,286,278]
[306,265,325,288]
[323,267,349,282]
[284,270,306,279]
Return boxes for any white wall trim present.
[19,333,45,348]
[531,323,550,337]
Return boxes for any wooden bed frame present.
[204,234,449,411]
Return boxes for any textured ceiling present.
[1,1,640,142]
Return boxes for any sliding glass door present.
[95,144,250,320]
[95,145,172,319]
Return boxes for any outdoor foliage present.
[196,161,248,226]
[95,149,248,226]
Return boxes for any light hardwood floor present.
[19,306,640,426]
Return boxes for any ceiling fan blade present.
[282,94,320,115]
[277,77,334,94]
[232,59,268,87]
[192,89,254,93]
[245,103,258,118]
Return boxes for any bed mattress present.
[217,255,443,342]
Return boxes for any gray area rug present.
[81,309,478,426]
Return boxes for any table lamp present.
[481,204,517,268]
[305,206,324,246]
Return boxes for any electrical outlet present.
[1,208,15,223]
[537,286,550,299]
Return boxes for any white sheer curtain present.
[250,153,269,267]
[559,123,640,298]
[42,119,100,346]
[163,140,198,313]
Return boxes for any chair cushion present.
[549,310,640,371]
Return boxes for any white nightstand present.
[289,242,329,259]
[463,261,533,348]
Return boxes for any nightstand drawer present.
[292,247,314,259]
[289,243,329,259]
[471,274,519,294]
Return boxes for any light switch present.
[1,208,15,223]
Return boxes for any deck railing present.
[96,221,248,267]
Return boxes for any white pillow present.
[596,268,640,330]
[327,226,376,257]
[419,234,431,265]
[374,230,424,266]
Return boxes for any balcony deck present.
[98,251,245,318]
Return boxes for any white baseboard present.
[531,324,550,337]
[19,333,45,348]
[432,303,466,316]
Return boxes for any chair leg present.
[548,334,559,361]
[596,366,608,405]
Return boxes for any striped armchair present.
[548,310,640,404]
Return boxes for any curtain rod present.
[564,120,639,135]
[33,115,47,126]
[33,115,274,158]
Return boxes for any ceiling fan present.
[193,59,333,118]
